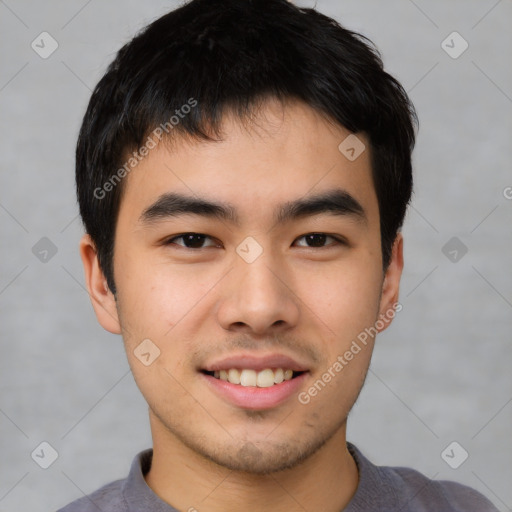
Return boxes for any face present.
[81,99,403,475]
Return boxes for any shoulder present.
[56,478,127,512]
[387,464,499,512]
[347,443,499,512]
[56,449,154,511]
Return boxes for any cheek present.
[114,252,220,344]
[296,256,383,340]
[114,264,204,396]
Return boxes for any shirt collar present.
[122,449,179,511]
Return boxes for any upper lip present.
[202,353,309,373]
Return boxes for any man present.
[60,0,499,510]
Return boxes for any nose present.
[216,251,300,335]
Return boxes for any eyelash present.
[164,232,346,250]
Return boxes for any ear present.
[79,234,121,334]
[376,233,404,333]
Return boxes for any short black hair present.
[76,0,417,294]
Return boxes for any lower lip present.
[201,372,309,410]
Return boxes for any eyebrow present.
[138,188,367,226]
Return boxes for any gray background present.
[1,0,511,510]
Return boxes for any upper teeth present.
[212,368,294,387]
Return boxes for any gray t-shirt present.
[57,443,499,511]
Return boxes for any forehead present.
[117,99,379,228]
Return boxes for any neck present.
[145,418,359,512]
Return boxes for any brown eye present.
[166,233,217,249]
[294,233,342,248]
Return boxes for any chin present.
[195,429,335,475]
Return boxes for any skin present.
[80,98,404,512]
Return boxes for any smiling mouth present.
[201,368,306,387]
